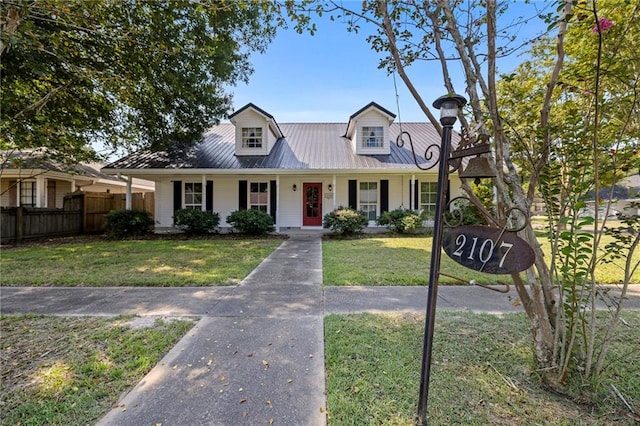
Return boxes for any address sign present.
[442,225,535,274]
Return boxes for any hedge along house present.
[102,102,463,232]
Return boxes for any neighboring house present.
[103,102,463,231]
[0,152,154,208]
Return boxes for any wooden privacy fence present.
[66,191,155,234]
[1,207,82,243]
[1,191,154,243]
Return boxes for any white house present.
[102,102,463,232]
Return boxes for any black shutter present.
[270,180,277,222]
[239,180,248,210]
[380,179,389,213]
[413,180,419,210]
[206,181,213,212]
[348,179,357,210]
[173,181,182,215]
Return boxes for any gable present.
[229,104,283,156]
[343,102,396,155]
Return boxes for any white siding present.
[233,109,272,156]
[55,180,72,208]
[152,173,451,230]
[0,179,16,207]
[353,110,391,155]
[155,179,175,227]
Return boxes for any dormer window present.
[362,126,383,148]
[242,127,263,148]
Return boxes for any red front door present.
[303,183,323,226]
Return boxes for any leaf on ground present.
[262,359,269,369]
[240,398,247,403]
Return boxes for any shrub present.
[104,209,154,238]
[377,208,422,234]
[174,209,220,235]
[323,206,368,235]
[226,209,275,235]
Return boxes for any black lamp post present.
[417,94,467,425]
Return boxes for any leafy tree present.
[1,0,279,166]
[498,1,640,385]
[285,0,639,401]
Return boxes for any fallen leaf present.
[352,386,360,393]
[287,379,293,383]
[208,360,213,366]
[320,406,326,413]
[269,419,274,424]
[266,400,272,406]
[309,354,314,358]
[240,398,247,403]
[262,360,269,369]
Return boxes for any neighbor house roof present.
[104,122,450,173]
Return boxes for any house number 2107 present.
[452,234,513,270]
[442,225,535,274]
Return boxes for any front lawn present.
[0,314,196,426]
[0,237,283,286]
[325,311,640,424]
[323,235,640,285]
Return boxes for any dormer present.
[229,103,284,156]
[343,102,396,155]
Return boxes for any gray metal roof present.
[104,122,450,172]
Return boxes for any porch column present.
[125,176,132,210]
[275,175,280,233]
[36,176,46,207]
[332,175,336,210]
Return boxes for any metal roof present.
[104,122,450,172]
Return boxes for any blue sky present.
[229,1,552,123]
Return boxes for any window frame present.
[420,181,438,217]
[249,181,268,212]
[184,182,203,210]
[20,180,36,207]
[359,181,378,221]
[361,126,384,148]
[241,127,263,148]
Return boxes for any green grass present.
[323,234,640,286]
[0,314,196,426]
[323,236,513,286]
[0,238,283,286]
[324,311,640,425]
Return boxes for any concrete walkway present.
[2,234,640,425]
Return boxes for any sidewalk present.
[1,234,639,426]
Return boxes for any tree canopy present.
[0,0,279,164]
